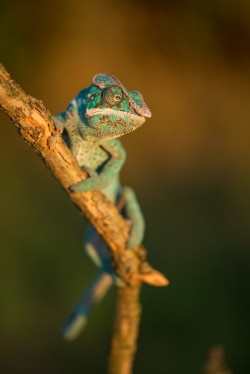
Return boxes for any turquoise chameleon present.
[53,73,151,340]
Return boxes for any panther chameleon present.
[53,73,151,340]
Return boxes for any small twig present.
[202,345,232,374]
[0,64,168,374]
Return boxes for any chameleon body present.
[53,74,151,340]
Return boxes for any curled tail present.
[62,271,113,341]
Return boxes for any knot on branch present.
[114,246,169,287]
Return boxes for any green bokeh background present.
[1,1,250,373]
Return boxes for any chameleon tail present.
[62,271,113,341]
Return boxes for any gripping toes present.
[70,177,99,193]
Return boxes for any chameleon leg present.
[62,270,113,341]
[85,224,114,274]
[70,139,126,193]
[62,184,144,341]
[123,186,145,248]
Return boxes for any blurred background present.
[0,0,250,373]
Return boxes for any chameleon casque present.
[53,73,151,340]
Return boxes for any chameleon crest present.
[74,73,151,140]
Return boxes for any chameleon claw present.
[52,116,64,134]
[69,183,79,193]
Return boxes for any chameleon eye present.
[114,94,122,102]
[102,86,123,106]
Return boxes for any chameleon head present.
[83,74,151,140]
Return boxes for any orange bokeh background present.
[0,1,250,372]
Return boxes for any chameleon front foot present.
[70,178,99,193]
[70,167,100,192]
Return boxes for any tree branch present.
[0,63,168,374]
[0,63,129,255]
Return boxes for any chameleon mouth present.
[95,126,139,140]
[86,108,145,126]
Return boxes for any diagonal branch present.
[0,63,129,255]
[0,64,168,374]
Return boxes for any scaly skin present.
[53,74,151,340]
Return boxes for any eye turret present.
[102,86,123,106]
